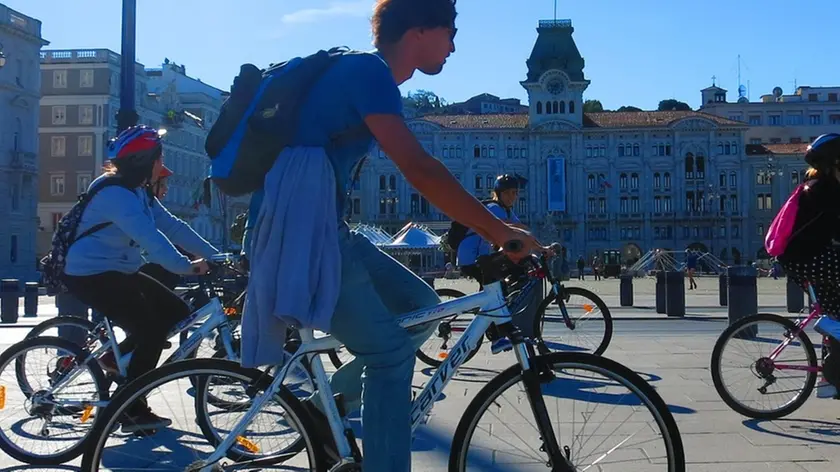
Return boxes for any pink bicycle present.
[711,282,831,419]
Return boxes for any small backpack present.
[765,179,820,258]
[40,178,131,294]
[206,46,369,197]
[444,200,509,253]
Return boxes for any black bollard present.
[1,279,20,324]
[655,271,666,314]
[719,273,728,307]
[727,266,758,338]
[665,271,686,317]
[786,277,805,313]
[620,274,634,307]
[23,282,39,317]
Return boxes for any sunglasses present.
[450,27,458,41]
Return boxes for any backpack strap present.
[70,177,134,245]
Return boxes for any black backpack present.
[444,199,510,252]
[206,46,369,197]
[39,178,132,294]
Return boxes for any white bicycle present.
[0,254,313,465]
[81,244,686,471]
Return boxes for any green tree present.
[657,99,691,111]
[616,105,643,112]
[405,90,448,113]
[583,99,604,112]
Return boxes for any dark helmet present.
[804,133,840,171]
[107,125,166,170]
[493,174,519,193]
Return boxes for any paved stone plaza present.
[1,277,836,470]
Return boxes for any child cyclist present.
[773,133,840,391]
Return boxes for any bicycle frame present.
[36,297,238,410]
[200,280,520,468]
[768,283,825,374]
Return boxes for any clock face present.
[546,79,565,95]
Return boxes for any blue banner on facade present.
[547,157,566,211]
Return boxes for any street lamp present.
[0,42,6,68]
[116,0,139,133]
[757,154,783,182]
[706,183,723,255]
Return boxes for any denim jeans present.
[328,226,439,472]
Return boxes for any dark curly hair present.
[371,0,457,47]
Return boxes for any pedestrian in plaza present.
[577,255,586,280]
[592,255,603,281]
[685,249,698,289]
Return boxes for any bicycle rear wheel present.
[0,336,109,465]
[534,285,612,356]
[25,316,97,343]
[81,358,324,471]
[711,313,817,419]
[450,351,684,471]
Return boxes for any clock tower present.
[521,19,590,128]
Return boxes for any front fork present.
[504,322,575,471]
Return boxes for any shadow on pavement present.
[744,417,840,446]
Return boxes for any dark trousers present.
[63,271,190,386]
[139,263,182,291]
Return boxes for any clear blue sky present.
[9,0,838,110]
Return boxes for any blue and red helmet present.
[805,133,840,170]
[107,125,166,169]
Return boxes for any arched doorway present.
[621,243,642,266]
[719,248,728,263]
[732,248,742,265]
[756,248,770,260]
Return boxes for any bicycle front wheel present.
[450,352,684,471]
[711,313,817,419]
[534,285,613,356]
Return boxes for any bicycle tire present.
[81,357,326,471]
[192,356,313,463]
[449,351,685,471]
[710,312,817,420]
[533,285,613,356]
[25,316,97,343]
[0,336,109,465]
[415,288,483,368]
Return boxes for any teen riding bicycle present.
[62,125,219,431]
[774,133,840,391]
[241,1,541,470]
[138,164,185,291]
[456,173,526,354]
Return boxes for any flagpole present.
[554,0,557,21]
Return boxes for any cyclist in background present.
[776,133,840,391]
[139,165,184,291]
[456,174,524,354]
[62,125,218,432]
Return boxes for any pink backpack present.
[765,180,818,257]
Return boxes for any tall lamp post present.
[706,183,722,257]
[116,0,139,133]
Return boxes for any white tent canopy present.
[351,224,393,246]
[383,223,441,249]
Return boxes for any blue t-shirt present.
[456,203,521,267]
[244,50,402,237]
